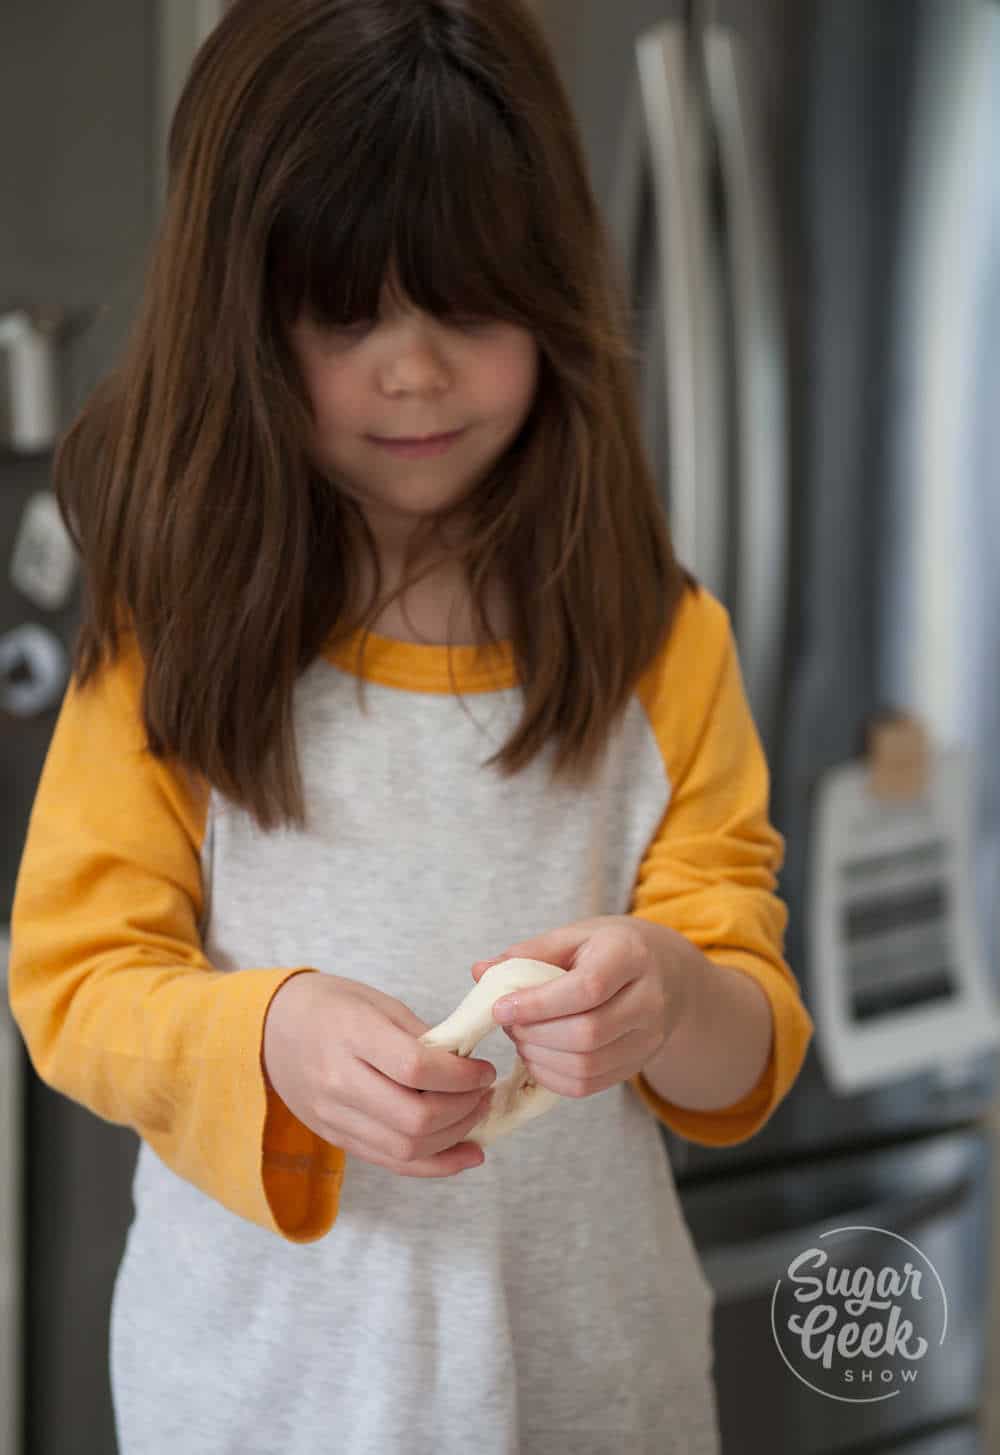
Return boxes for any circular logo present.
[770,1225,948,1403]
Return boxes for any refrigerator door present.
[771,0,920,994]
[1,5,160,1454]
[677,0,1000,1177]
[542,0,1000,1181]
[878,0,1000,991]
[679,1127,993,1454]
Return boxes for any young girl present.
[8,2,813,1451]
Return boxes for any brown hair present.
[55,0,698,832]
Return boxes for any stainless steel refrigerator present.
[535,0,1000,1450]
[4,3,1000,1454]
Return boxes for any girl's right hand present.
[261,970,497,1177]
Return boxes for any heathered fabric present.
[9,582,813,1454]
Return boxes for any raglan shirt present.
[8,581,813,1455]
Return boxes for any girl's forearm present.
[639,925,774,1112]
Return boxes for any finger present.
[491,939,631,1028]
[516,1035,647,1101]
[367,1144,484,1178]
[396,1088,495,1162]
[516,1023,642,1077]
[469,969,536,1041]
[471,936,586,989]
[471,957,507,978]
[515,1059,618,1101]
[392,1138,487,1177]
[360,1018,495,1094]
[517,977,648,1051]
[337,1064,493,1162]
[360,998,496,1092]
[352,1058,492,1145]
[336,1100,490,1178]
[484,924,594,974]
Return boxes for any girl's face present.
[288,275,540,560]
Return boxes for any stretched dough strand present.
[419,958,568,1147]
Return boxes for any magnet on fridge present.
[0,624,68,718]
[808,735,1000,1095]
[865,710,931,802]
[9,489,78,611]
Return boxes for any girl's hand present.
[470,916,694,1101]
[262,971,497,1177]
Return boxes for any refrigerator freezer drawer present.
[882,1419,985,1452]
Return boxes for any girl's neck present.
[362,560,512,646]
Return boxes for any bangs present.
[267,48,538,335]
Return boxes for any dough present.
[419,958,568,1147]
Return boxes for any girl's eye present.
[323,315,492,341]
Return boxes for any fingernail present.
[495,1000,516,1023]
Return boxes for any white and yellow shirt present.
[9,581,813,1455]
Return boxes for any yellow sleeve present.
[7,631,344,1242]
[627,586,814,1145]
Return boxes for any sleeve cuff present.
[142,966,347,1243]
[258,969,347,1243]
[629,951,814,1147]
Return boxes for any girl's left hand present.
[470,915,695,1100]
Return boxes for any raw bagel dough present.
[419,958,568,1147]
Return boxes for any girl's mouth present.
[368,429,466,458]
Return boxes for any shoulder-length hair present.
[55,0,698,832]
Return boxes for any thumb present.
[381,999,435,1040]
[470,924,596,985]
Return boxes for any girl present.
[8,2,814,1452]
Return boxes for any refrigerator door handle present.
[608,80,645,309]
[700,23,789,759]
[613,21,727,600]
[698,1173,974,1305]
